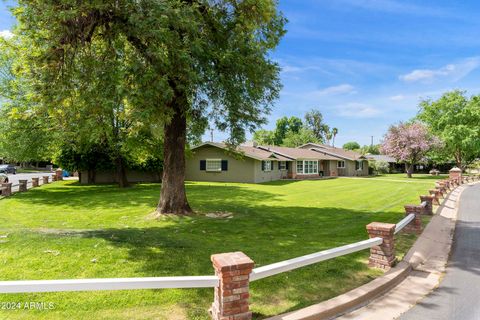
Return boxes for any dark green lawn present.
[0,175,440,319]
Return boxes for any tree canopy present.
[417,90,480,169]
[11,0,286,214]
[342,141,360,151]
[381,122,439,178]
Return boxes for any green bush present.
[370,160,390,175]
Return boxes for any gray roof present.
[365,154,397,163]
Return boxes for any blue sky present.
[2,1,480,146]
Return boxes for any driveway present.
[400,182,480,320]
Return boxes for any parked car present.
[0,164,16,174]
[0,173,8,183]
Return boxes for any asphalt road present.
[400,182,480,320]
[5,172,54,191]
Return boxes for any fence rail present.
[250,237,383,281]
[0,276,219,293]
[394,213,415,235]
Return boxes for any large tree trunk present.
[405,163,413,178]
[115,155,129,188]
[87,169,96,184]
[156,97,192,215]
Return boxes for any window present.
[262,160,272,171]
[355,161,363,171]
[206,159,222,172]
[297,160,318,175]
[296,161,303,174]
[279,161,287,170]
[337,161,346,168]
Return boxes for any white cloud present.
[399,57,480,83]
[0,30,13,39]
[389,94,406,101]
[336,103,382,118]
[313,84,357,96]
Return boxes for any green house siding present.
[185,145,257,183]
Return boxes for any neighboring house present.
[365,154,403,173]
[185,142,292,183]
[185,141,369,184]
[299,143,369,177]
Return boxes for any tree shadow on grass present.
[10,182,281,213]
[64,205,403,318]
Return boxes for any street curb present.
[266,262,411,320]
[265,182,473,320]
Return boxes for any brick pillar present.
[435,182,446,197]
[442,180,450,191]
[32,177,39,188]
[1,183,12,197]
[449,167,462,180]
[52,174,57,182]
[55,169,63,181]
[429,189,440,205]
[366,222,396,270]
[18,180,28,192]
[404,205,423,233]
[435,186,445,198]
[420,195,434,215]
[42,176,49,184]
[210,252,254,320]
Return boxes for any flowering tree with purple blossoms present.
[381,122,440,178]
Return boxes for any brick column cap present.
[211,252,254,272]
[32,177,39,180]
[449,167,462,173]
[2,182,12,186]
[366,222,395,232]
[420,194,434,199]
[19,179,27,183]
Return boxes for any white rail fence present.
[0,213,420,293]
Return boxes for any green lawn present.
[0,175,440,319]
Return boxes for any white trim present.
[206,159,222,172]
[296,160,318,175]
[0,276,219,293]
[337,160,346,169]
[394,214,415,234]
[263,160,272,172]
[250,237,383,281]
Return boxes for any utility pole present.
[210,129,214,142]
[371,136,374,147]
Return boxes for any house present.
[185,141,369,183]
[185,142,292,183]
[299,143,369,177]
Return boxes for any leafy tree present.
[14,0,286,215]
[343,141,361,150]
[273,116,302,145]
[360,144,381,155]
[253,129,275,146]
[418,90,480,169]
[305,109,328,143]
[0,37,56,164]
[381,122,439,178]
[282,128,319,147]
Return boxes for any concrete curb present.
[266,262,411,320]
[265,182,474,320]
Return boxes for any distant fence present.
[0,171,61,199]
[0,172,478,319]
